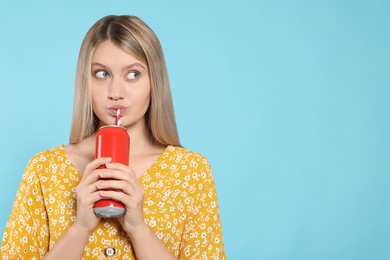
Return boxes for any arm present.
[178,155,226,259]
[96,162,177,260]
[41,224,91,260]
[42,157,111,259]
[1,155,49,259]
[127,225,177,260]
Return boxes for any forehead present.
[92,40,147,68]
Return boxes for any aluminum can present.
[93,125,130,218]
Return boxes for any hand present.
[73,157,112,233]
[96,162,146,235]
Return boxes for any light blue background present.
[1,0,389,259]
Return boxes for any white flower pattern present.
[1,145,226,259]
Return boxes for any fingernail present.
[106,163,114,168]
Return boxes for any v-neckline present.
[59,144,173,182]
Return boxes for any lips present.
[107,105,127,117]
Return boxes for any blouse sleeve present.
[179,154,226,260]
[1,154,50,259]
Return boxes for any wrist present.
[71,222,94,238]
[126,223,151,241]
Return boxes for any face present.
[91,40,151,130]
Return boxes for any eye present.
[95,70,109,79]
[127,71,140,80]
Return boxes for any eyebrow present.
[91,62,147,70]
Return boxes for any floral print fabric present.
[1,145,226,259]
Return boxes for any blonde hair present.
[69,15,181,146]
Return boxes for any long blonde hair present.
[69,15,181,146]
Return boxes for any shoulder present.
[25,145,67,172]
[28,145,66,163]
[165,145,210,165]
[164,145,213,179]
[18,145,66,186]
[164,145,206,159]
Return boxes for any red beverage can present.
[93,125,130,218]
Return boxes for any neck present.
[125,119,158,157]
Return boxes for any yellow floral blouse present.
[1,145,226,259]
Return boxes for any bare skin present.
[42,40,176,259]
[64,132,164,180]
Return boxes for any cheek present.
[132,81,151,108]
[142,87,151,109]
[131,91,150,114]
[143,79,152,104]
[91,91,98,110]
[91,87,105,112]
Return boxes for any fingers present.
[76,190,102,206]
[99,188,144,207]
[84,157,112,178]
[96,166,142,195]
[76,157,112,201]
[100,163,138,181]
[80,157,112,185]
[95,164,144,206]
[96,179,138,195]
[80,161,144,209]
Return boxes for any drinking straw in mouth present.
[116,109,121,126]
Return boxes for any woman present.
[1,15,226,259]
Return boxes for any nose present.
[107,78,125,100]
